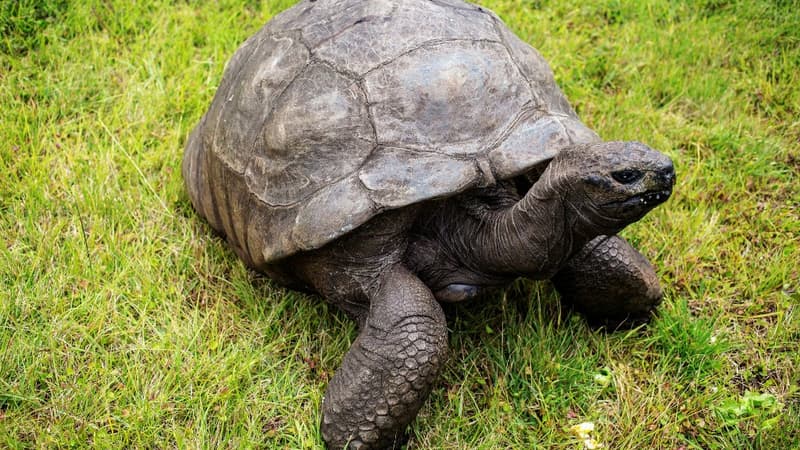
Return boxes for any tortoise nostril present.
[660,168,676,186]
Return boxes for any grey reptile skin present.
[182,1,676,448]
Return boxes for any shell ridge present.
[299,0,391,46]
[475,157,496,187]
[209,32,270,174]
[555,114,570,139]
[356,78,380,144]
[241,46,312,192]
[487,112,582,179]
[358,146,484,208]
[254,135,377,208]
[360,143,494,158]
[308,56,365,92]
[428,0,488,13]
[484,102,543,152]
[218,162,243,251]
[208,30,312,176]
[248,30,315,139]
[204,150,225,235]
[489,14,543,105]
[289,175,378,251]
[360,37,503,78]
[307,2,400,52]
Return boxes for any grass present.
[1,0,798,448]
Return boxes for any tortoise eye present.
[612,169,644,184]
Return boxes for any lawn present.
[1,0,798,448]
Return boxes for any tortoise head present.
[545,141,675,234]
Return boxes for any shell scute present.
[364,40,531,154]
[489,113,600,178]
[359,147,480,208]
[494,18,575,116]
[246,63,375,207]
[210,32,310,174]
[312,0,498,75]
[292,177,375,251]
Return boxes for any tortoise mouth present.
[634,189,672,207]
[602,189,672,215]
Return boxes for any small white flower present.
[570,422,595,439]
[584,438,604,449]
[570,422,604,448]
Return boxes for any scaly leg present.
[552,235,663,329]
[321,265,448,449]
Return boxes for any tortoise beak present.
[654,159,676,197]
[638,160,675,208]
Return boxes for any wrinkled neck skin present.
[477,183,577,280]
[476,165,616,279]
[407,162,622,291]
[489,164,622,278]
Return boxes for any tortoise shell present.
[183,0,600,265]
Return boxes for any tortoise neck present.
[476,166,616,279]
[490,189,581,278]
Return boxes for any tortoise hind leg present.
[321,265,448,449]
[552,235,663,329]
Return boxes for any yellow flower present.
[569,422,604,449]
[570,422,595,439]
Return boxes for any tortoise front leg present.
[321,265,448,449]
[552,235,663,329]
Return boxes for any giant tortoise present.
[182,0,675,448]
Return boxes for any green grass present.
[1,0,798,448]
